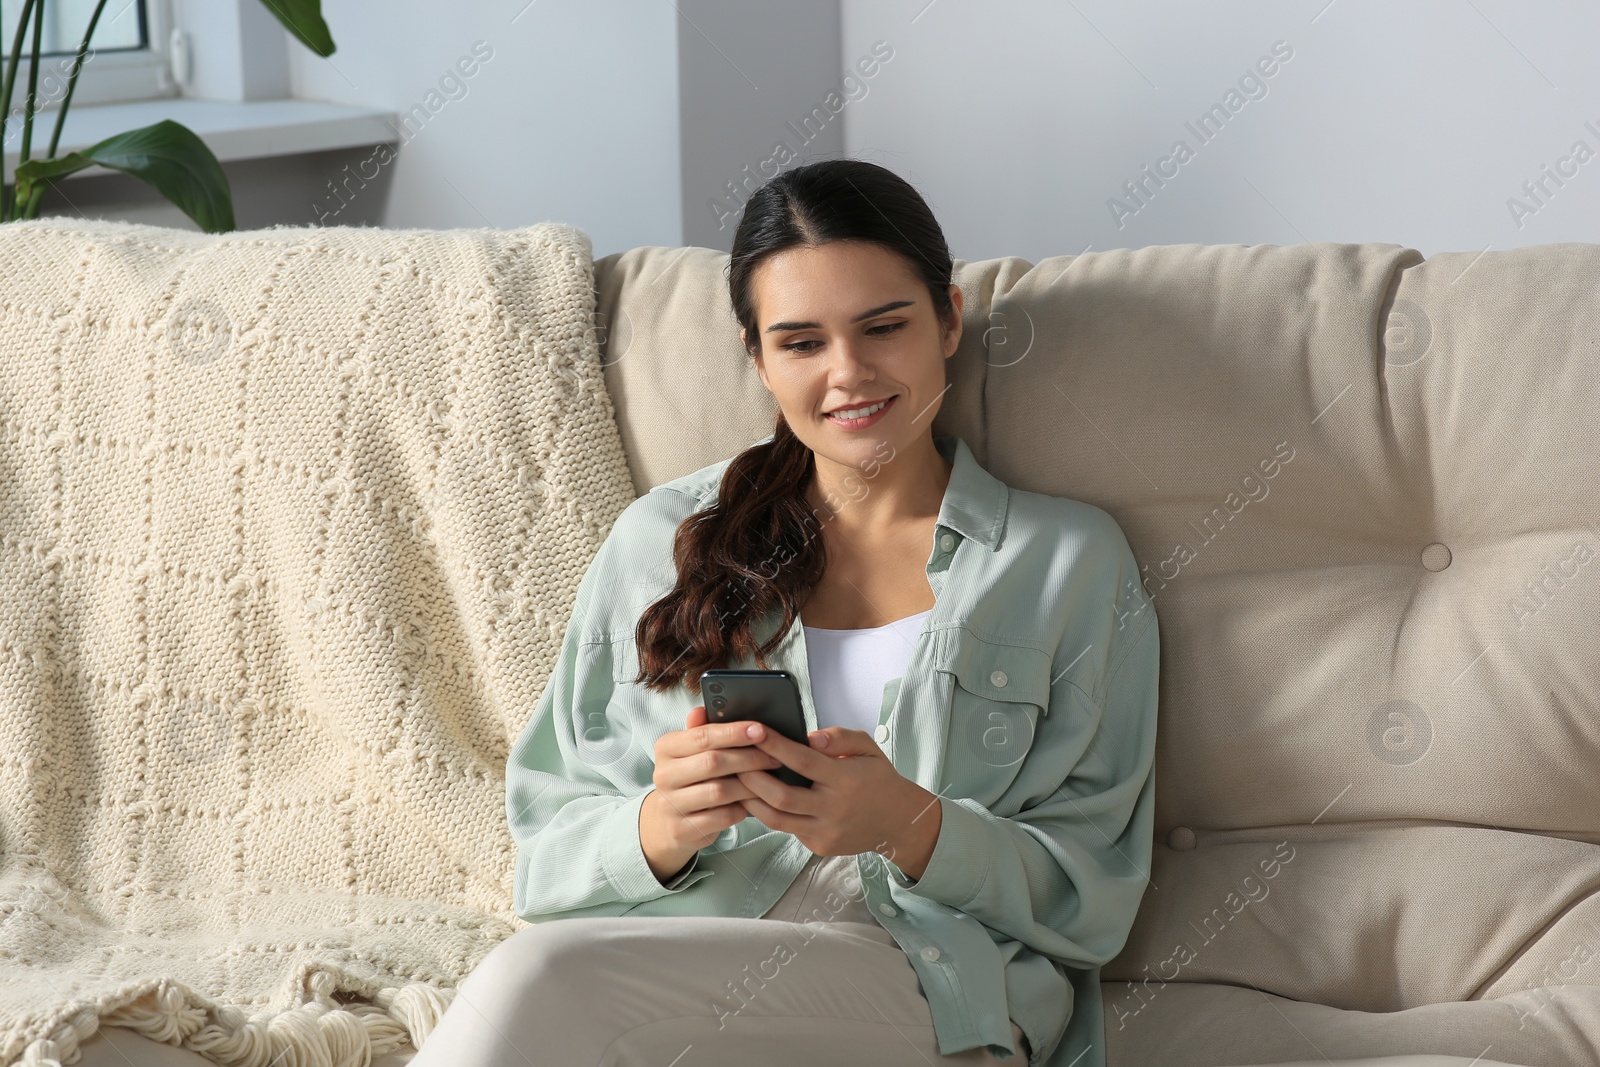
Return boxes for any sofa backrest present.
[592,239,1600,1016]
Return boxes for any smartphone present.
[700,669,814,788]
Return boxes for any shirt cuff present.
[660,851,702,889]
[885,795,991,907]
[600,788,710,900]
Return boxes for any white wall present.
[288,0,684,257]
[263,1,1600,260]
[840,0,1600,260]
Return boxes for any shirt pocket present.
[560,635,640,772]
[600,634,690,781]
[934,631,1054,809]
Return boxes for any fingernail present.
[747,723,763,740]
[810,732,828,748]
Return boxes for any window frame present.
[1,0,175,114]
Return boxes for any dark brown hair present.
[632,158,957,693]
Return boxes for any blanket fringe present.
[15,969,458,1067]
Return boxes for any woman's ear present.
[753,359,772,393]
[745,333,773,393]
[943,284,965,357]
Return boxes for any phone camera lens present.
[711,696,726,710]
[707,681,724,694]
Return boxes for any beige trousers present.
[411,852,1033,1066]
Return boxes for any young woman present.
[412,159,1160,1067]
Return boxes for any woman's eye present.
[781,322,904,353]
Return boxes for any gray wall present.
[675,0,843,251]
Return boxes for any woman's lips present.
[825,395,896,430]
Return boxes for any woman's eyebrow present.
[764,299,916,334]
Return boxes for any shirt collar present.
[723,431,1009,552]
[931,432,1008,552]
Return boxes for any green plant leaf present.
[257,0,335,57]
[15,120,235,232]
[13,152,94,186]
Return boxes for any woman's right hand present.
[639,704,785,883]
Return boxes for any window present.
[0,0,145,53]
[0,0,174,114]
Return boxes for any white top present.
[802,608,933,734]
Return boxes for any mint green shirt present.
[507,432,1160,1067]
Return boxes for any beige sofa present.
[75,233,1597,1066]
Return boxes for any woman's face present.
[743,240,962,467]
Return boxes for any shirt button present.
[939,533,955,552]
[878,903,897,917]
[921,945,941,962]
[990,669,1008,688]
[873,724,889,743]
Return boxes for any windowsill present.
[2,97,398,178]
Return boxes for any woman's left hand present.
[735,723,943,873]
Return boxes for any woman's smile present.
[824,394,897,430]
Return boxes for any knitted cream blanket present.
[0,218,637,1065]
